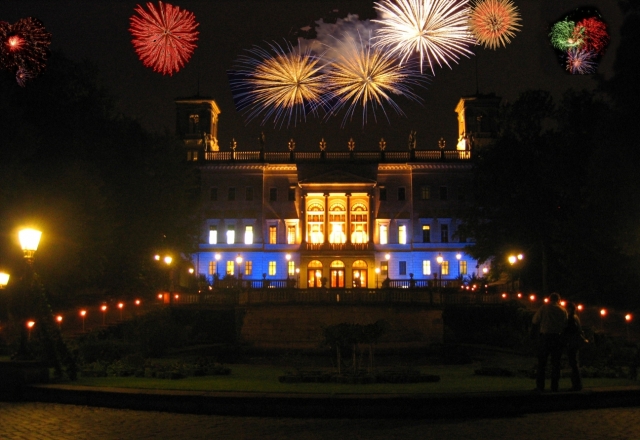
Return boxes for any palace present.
[177,94,500,291]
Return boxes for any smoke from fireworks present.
[372,0,475,75]
[0,17,52,78]
[129,1,199,76]
[230,41,328,127]
[566,48,597,75]
[323,32,427,127]
[469,0,521,50]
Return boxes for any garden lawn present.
[73,364,638,395]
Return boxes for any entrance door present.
[307,269,323,288]
[352,269,367,288]
[330,269,345,288]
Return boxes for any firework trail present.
[468,0,521,50]
[323,31,427,127]
[372,0,475,75]
[230,40,328,127]
[0,17,51,77]
[129,1,199,76]
[566,48,597,75]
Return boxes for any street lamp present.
[456,253,462,278]
[19,228,42,265]
[436,253,444,288]
[235,254,243,283]
[80,310,87,332]
[384,253,391,284]
[295,268,300,289]
[285,254,291,280]
[0,272,9,289]
[27,320,35,341]
[625,313,633,341]
[118,302,124,321]
[600,308,607,331]
[375,268,380,289]
[101,304,107,325]
[56,315,63,330]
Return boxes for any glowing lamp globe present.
[164,256,172,265]
[19,228,42,261]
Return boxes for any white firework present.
[373,0,476,75]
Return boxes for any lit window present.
[398,224,407,245]
[307,203,325,244]
[268,261,277,276]
[421,186,430,200]
[381,261,388,277]
[380,224,388,244]
[288,261,295,276]
[442,261,449,276]
[226,226,235,244]
[209,261,216,275]
[422,225,430,243]
[226,261,234,275]
[269,225,277,244]
[459,260,467,275]
[244,226,253,244]
[422,260,431,276]
[245,261,252,276]
[350,203,368,244]
[209,226,217,244]
[287,225,296,244]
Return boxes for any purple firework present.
[15,67,35,86]
[566,48,597,74]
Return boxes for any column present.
[301,193,306,244]
[346,193,351,244]
[324,193,329,244]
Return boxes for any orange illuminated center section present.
[7,35,24,50]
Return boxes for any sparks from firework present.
[15,67,34,87]
[549,19,583,51]
[566,48,597,75]
[372,0,475,75]
[323,32,427,127]
[468,0,521,50]
[0,17,51,76]
[231,41,328,127]
[129,1,199,76]
[575,17,609,55]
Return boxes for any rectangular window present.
[245,260,252,276]
[379,224,388,245]
[226,225,235,244]
[440,186,448,201]
[269,225,277,244]
[209,261,216,276]
[398,224,407,245]
[244,226,253,244]
[422,260,431,276]
[379,188,387,201]
[288,188,296,201]
[381,261,388,277]
[399,261,407,276]
[398,187,406,201]
[287,225,296,244]
[422,225,430,243]
[226,261,234,276]
[268,261,277,276]
[269,188,278,201]
[459,260,467,275]
[246,187,253,201]
[208,226,217,245]
[210,187,218,201]
[442,261,449,276]
[228,187,236,201]
[421,186,430,200]
[288,261,295,276]
[441,224,449,243]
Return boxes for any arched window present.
[352,260,367,268]
[330,260,345,268]
[308,260,323,268]
[307,260,323,288]
[350,203,368,243]
[307,203,324,244]
[329,204,346,244]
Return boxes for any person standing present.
[563,302,584,391]
[532,292,568,392]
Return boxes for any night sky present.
[0,0,623,152]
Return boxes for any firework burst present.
[469,0,521,50]
[0,17,51,76]
[549,19,583,51]
[15,67,35,87]
[372,0,475,75]
[129,1,199,76]
[566,48,597,75]
[575,17,609,55]
[230,41,328,127]
[323,32,427,126]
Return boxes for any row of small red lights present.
[500,292,633,324]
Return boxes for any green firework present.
[550,19,583,51]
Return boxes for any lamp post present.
[285,254,291,280]
[436,253,444,289]
[101,304,107,325]
[235,254,243,287]
[384,253,390,285]
[375,268,380,289]
[625,313,633,341]
[56,315,62,330]
[155,254,174,305]
[27,320,35,341]
[295,268,300,289]
[118,302,124,321]
[456,253,462,278]
[507,253,524,293]
[0,272,9,289]
[16,228,42,357]
[600,308,607,331]
[19,228,42,266]
[80,310,87,333]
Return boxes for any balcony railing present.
[304,242,372,251]
[201,150,472,163]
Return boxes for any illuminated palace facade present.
[177,95,500,289]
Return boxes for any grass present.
[72,362,638,395]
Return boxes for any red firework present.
[0,17,52,75]
[129,1,199,76]
[576,17,609,55]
